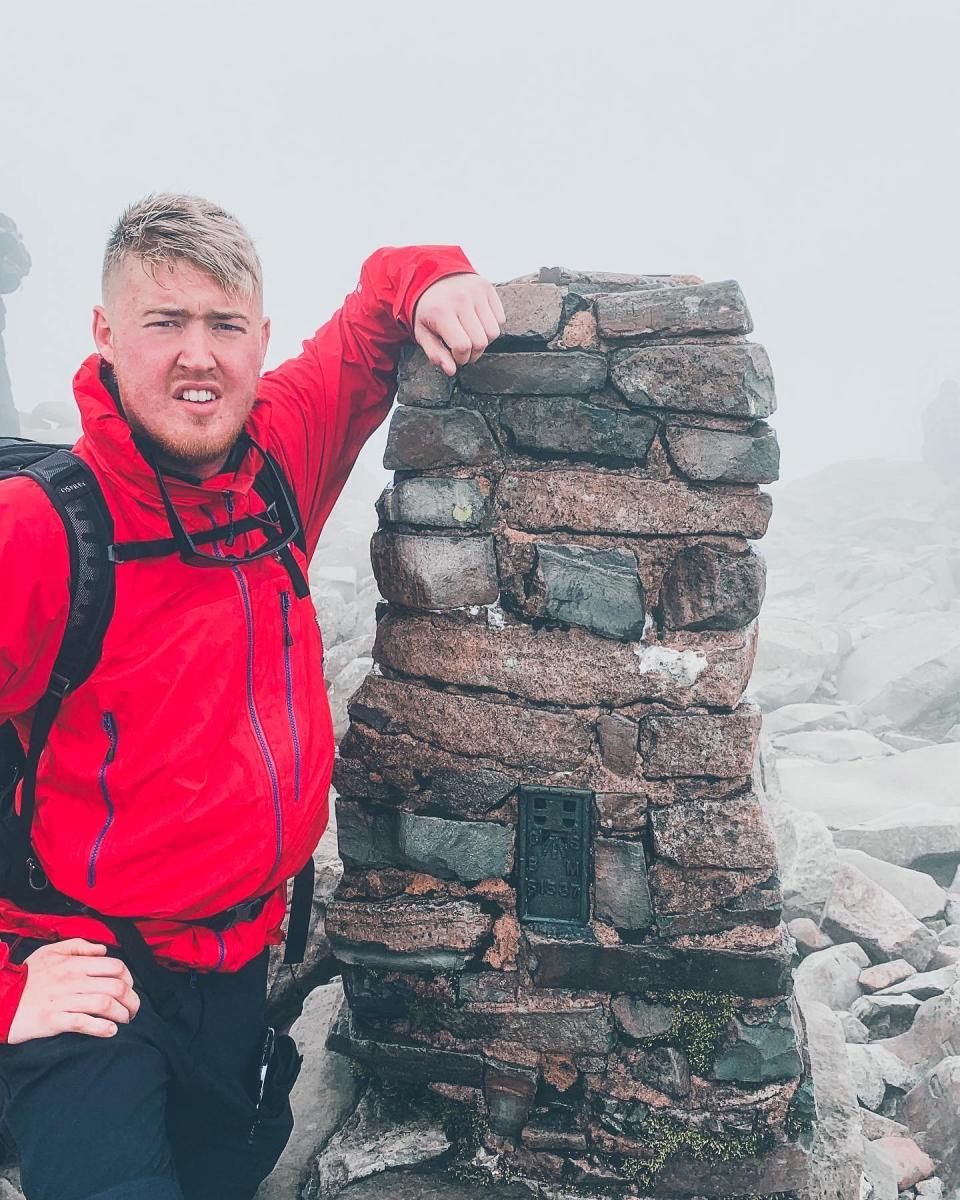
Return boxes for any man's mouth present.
[175,388,219,405]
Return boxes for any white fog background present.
[5,1,960,886]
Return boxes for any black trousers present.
[0,937,297,1200]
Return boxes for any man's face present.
[92,256,270,478]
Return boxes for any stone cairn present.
[326,269,814,1197]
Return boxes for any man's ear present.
[92,305,115,364]
[259,317,271,370]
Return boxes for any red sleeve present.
[0,477,71,721]
[0,940,28,1043]
[259,244,476,557]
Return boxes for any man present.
[0,194,505,1200]
[0,213,32,436]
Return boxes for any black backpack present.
[0,437,316,1016]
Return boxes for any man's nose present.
[176,322,217,373]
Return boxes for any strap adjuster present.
[47,672,71,699]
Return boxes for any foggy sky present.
[3,0,960,484]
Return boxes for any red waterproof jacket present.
[0,244,475,1040]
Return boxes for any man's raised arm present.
[259,245,504,555]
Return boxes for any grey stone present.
[499,395,658,463]
[526,927,793,998]
[861,1140,900,1200]
[383,406,498,470]
[496,282,564,340]
[848,1043,921,1110]
[443,1002,614,1054]
[787,916,834,956]
[533,542,646,640]
[610,342,776,417]
[837,849,947,921]
[370,531,499,609]
[822,863,939,970]
[838,1011,871,1043]
[850,994,923,1039]
[459,351,608,395]
[326,896,493,975]
[396,345,456,407]
[610,996,675,1040]
[301,1085,450,1200]
[258,982,360,1200]
[596,713,638,776]
[595,279,753,340]
[594,838,653,931]
[378,477,487,530]
[833,809,960,872]
[336,803,514,882]
[796,999,865,1200]
[900,1056,960,1189]
[638,702,762,779]
[327,1016,485,1087]
[883,982,960,1068]
[660,543,766,631]
[631,1045,691,1097]
[664,420,780,483]
[396,811,514,881]
[332,944,477,973]
[483,1061,538,1137]
[429,767,518,816]
[874,965,958,1001]
[916,1179,945,1199]
[859,1110,909,1141]
[347,673,591,771]
[793,943,868,1011]
[712,1000,803,1083]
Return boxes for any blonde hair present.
[102,193,262,302]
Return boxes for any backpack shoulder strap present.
[253,449,310,599]
[15,451,116,834]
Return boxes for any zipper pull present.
[102,712,117,763]
[280,592,294,646]
[224,492,236,547]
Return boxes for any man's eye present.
[146,320,179,328]
[215,323,245,333]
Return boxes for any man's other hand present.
[413,272,506,377]
[8,938,141,1043]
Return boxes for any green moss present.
[620,1109,774,1190]
[633,988,737,1075]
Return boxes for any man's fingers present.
[55,1012,119,1038]
[455,309,491,365]
[48,939,108,956]
[489,286,506,328]
[80,957,134,987]
[72,975,141,1015]
[416,327,457,377]
[476,298,504,344]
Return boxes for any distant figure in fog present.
[921,380,960,482]
[0,214,32,437]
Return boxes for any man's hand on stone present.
[413,272,505,377]
[8,938,141,1043]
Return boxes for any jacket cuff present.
[0,941,27,1043]
[356,245,477,337]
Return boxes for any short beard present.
[126,410,240,472]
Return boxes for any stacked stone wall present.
[326,268,813,1196]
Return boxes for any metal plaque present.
[518,786,591,925]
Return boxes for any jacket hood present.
[71,353,274,516]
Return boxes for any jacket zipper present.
[279,592,302,805]
[204,508,283,878]
[88,712,118,888]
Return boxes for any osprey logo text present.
[59,480,87,494]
